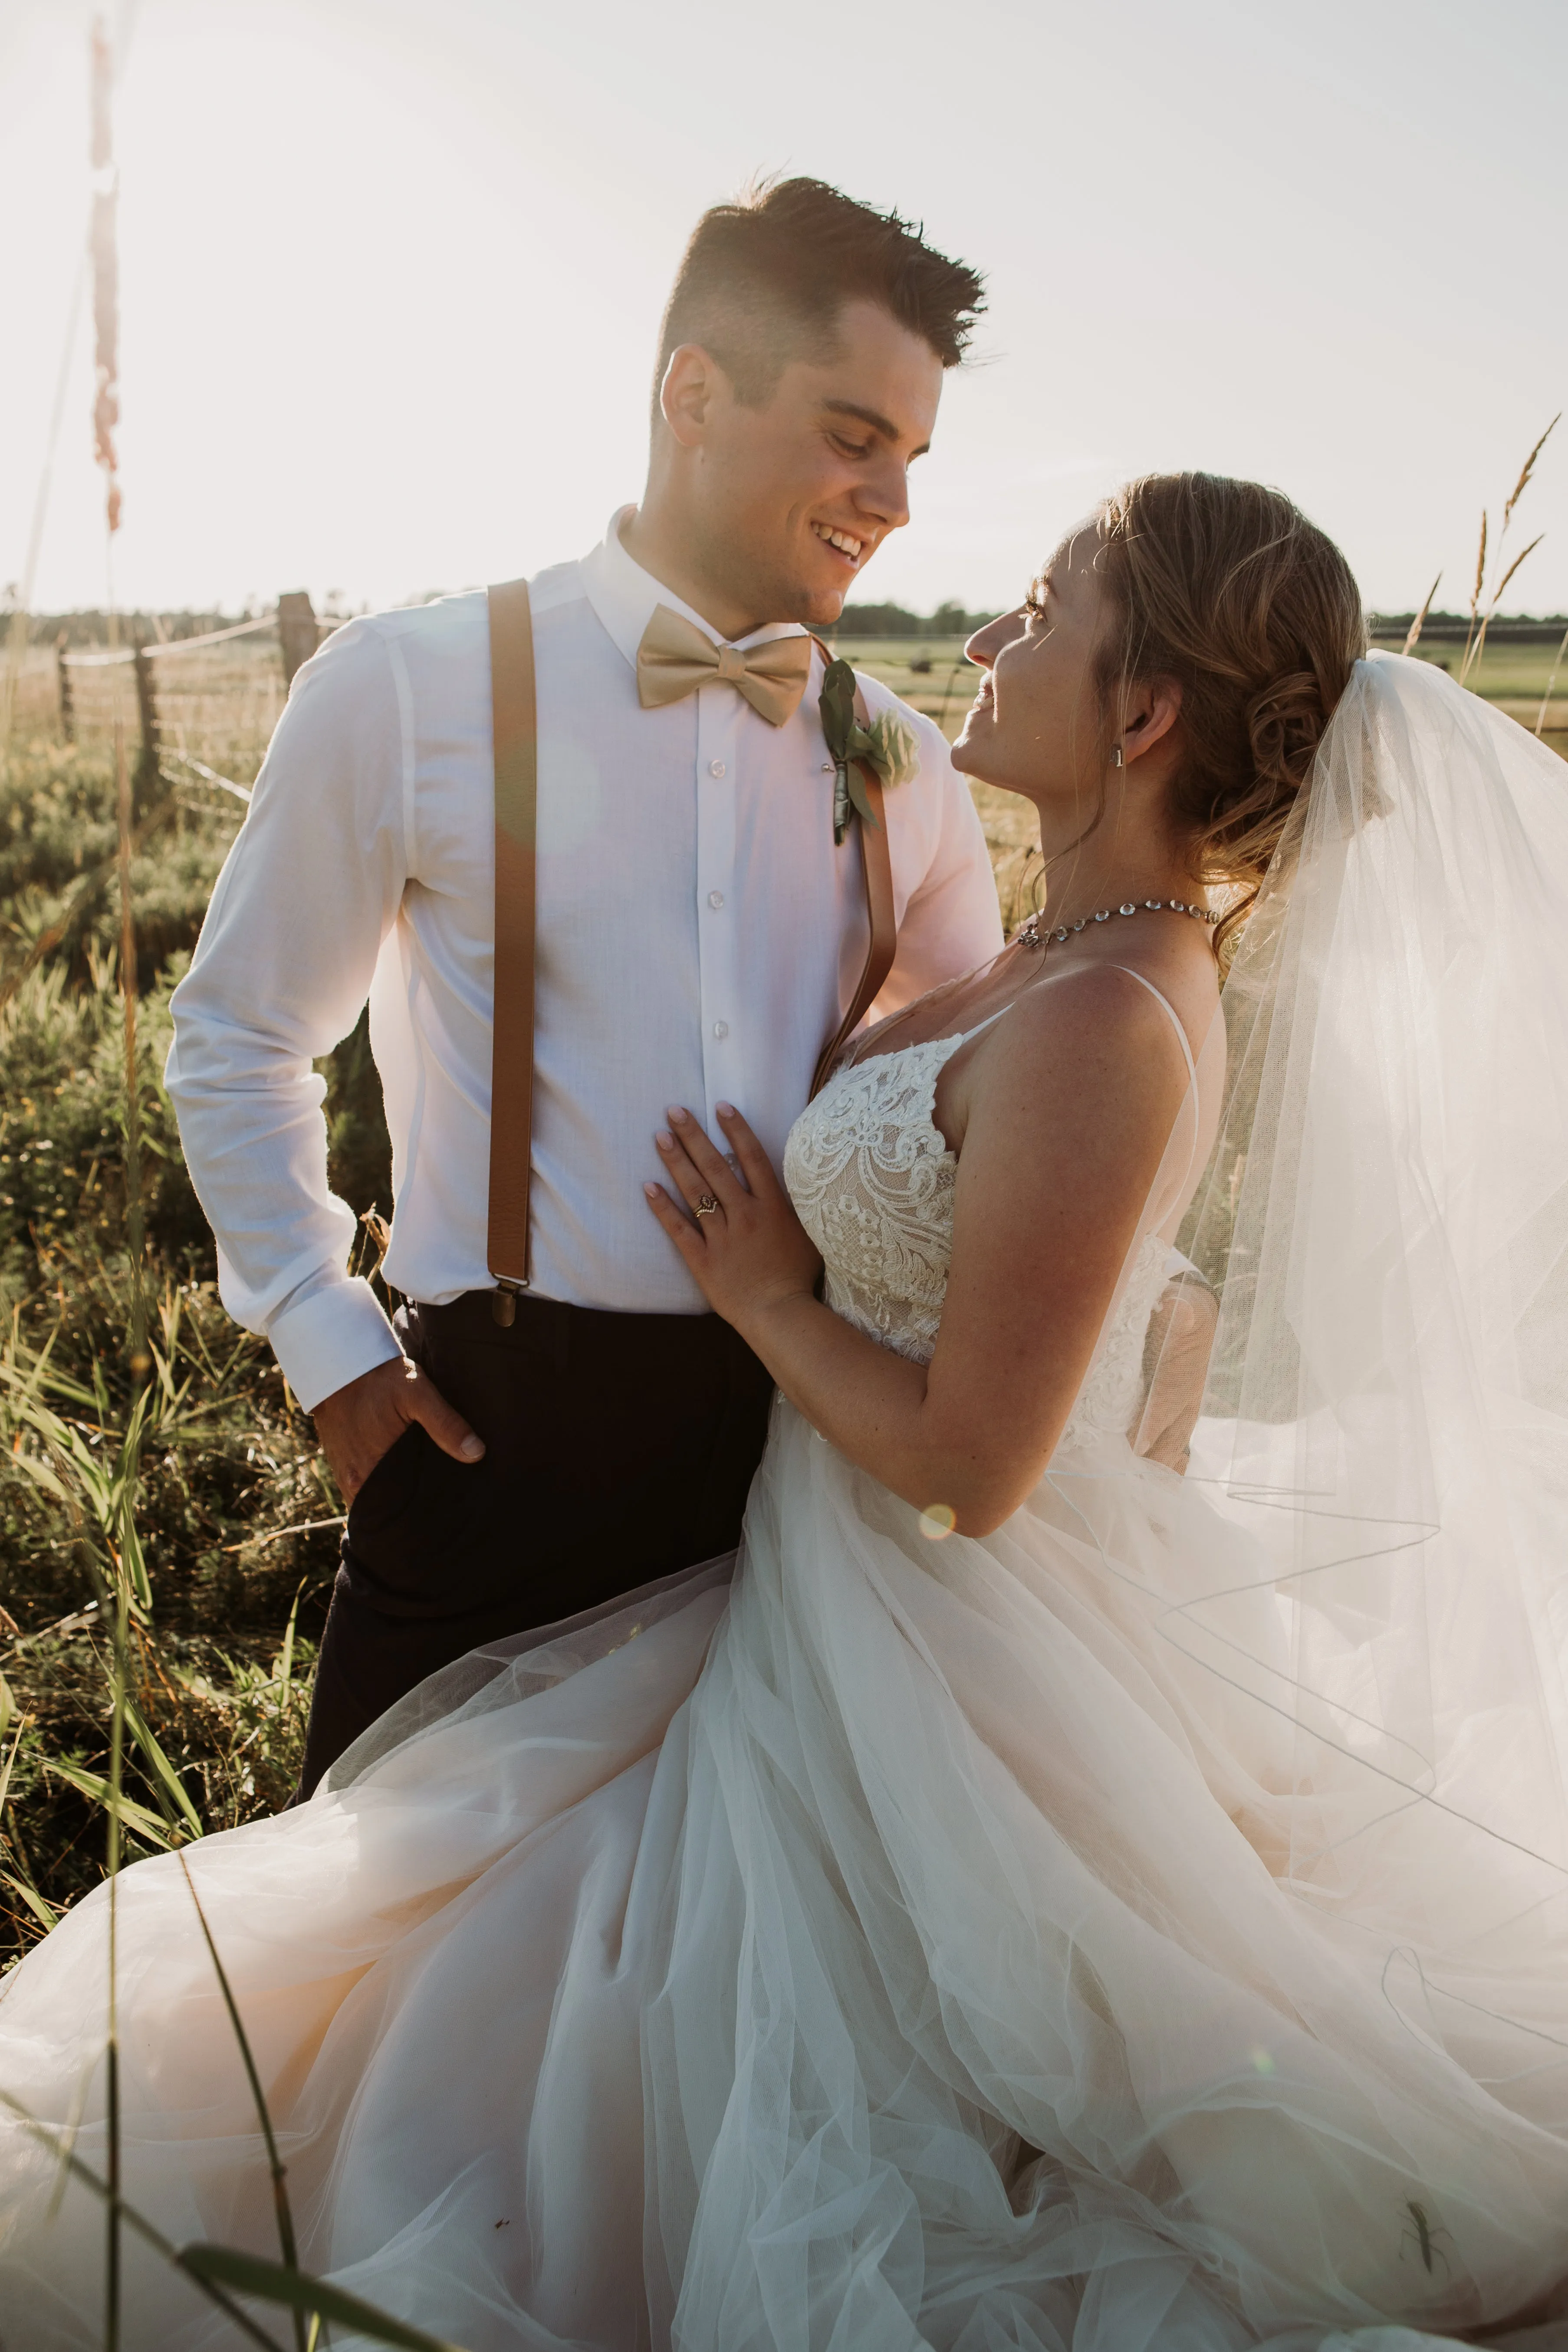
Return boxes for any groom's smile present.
[811,521,866,567]
[762,304,947,622]
[625,294,945,639]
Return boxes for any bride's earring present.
[1111,744,1125,770]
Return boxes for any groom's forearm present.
[165,621,410,1410]
[165,1006,403,1408]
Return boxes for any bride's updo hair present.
[1093,473,1366,959]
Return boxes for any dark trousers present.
[296,1291,775,1798]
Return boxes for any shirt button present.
[713,1020,729,1039]
[709,759,726,778]
[707,890,725,910]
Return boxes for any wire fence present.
[0,598,346,1013]
[19,596,339,801]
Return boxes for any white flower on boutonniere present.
[852,709,922,790]
[820,659,924,842]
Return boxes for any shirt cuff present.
[268,1277,404,1412]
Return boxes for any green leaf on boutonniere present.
[819,658,858,843]
[819,658,858,759]
[845,760,880,831]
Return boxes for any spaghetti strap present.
[957,1004,1013,1045]
[873,968,1200,1090]
[955,970,1197,1088]
[1105,964,1199,1092]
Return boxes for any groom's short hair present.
[654,178,985,415]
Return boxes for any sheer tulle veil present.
[1141,646,1568,2078]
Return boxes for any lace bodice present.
[783,1022,1176,1454]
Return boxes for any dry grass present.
[0,682,437,2342]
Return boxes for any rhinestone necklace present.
[1018,897,1220,951]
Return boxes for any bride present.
[6,472,1568,2352]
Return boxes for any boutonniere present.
[819,659,922,846]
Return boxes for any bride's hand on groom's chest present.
[644,1102,821,1337]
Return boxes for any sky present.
[2,0,1565,621]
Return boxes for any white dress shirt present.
[165,509,1003,1411]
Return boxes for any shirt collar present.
[582,504,812,673]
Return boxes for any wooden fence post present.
[277,591,319,686]
[56,631,75,744]
[133,636,160,793]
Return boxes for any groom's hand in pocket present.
[312,1357,485,1506]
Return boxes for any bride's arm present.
[645,968,1189,1538]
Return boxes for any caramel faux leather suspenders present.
[483,584,897,1324]
[486,580,538,1324]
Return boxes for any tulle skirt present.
[3,1398,1567,2350]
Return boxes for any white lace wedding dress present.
[5,915,1568,2347]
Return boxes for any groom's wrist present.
[268,1277,404,1414]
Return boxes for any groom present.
[166,178,1003,1797]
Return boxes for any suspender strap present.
[809,648,898,1099]
[486,579,537,1318]
[482,605,900,1314]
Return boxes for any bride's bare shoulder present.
[973,951,1215,1131]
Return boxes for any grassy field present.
[0,655,380,1967]
[846,629,1568,932]
[846,626,1568,724]
[1,617,1565,1972]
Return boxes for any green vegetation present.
[1382,632,1568,713]
[0,678,391,1968]
[833,598,1000,639]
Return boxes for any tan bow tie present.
[635,604,813,727]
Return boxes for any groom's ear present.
[657,343,726,449]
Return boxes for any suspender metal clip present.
[492,1277,527,1328]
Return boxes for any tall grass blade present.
[178,2245,473,2352]
[122,1692,204,1840]
[0,1712,35,1910]
[1535,625,1568,738]
[1502,411,1560,532]
[45,2066,92,2226]
[278,1581,304,1700]
[1471,533,1545,678]
[176,1852,308,2352]
[1487,535,1545,608]
[115,717,148,1385]
[41,1756,178,1851]
[1402,573,1442,657]
[1459,513,1488,686]
[0,2090,288,2351]
[937,657,969,734]
[1,1868,61,1930]
[105,1535,127,2351]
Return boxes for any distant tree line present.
[15,602,1567,650]
[18,609,244,648]
[24,599,1002,646]
[13,602,358,648]
[1367,611,1568,643]
[832,600,1002,639]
